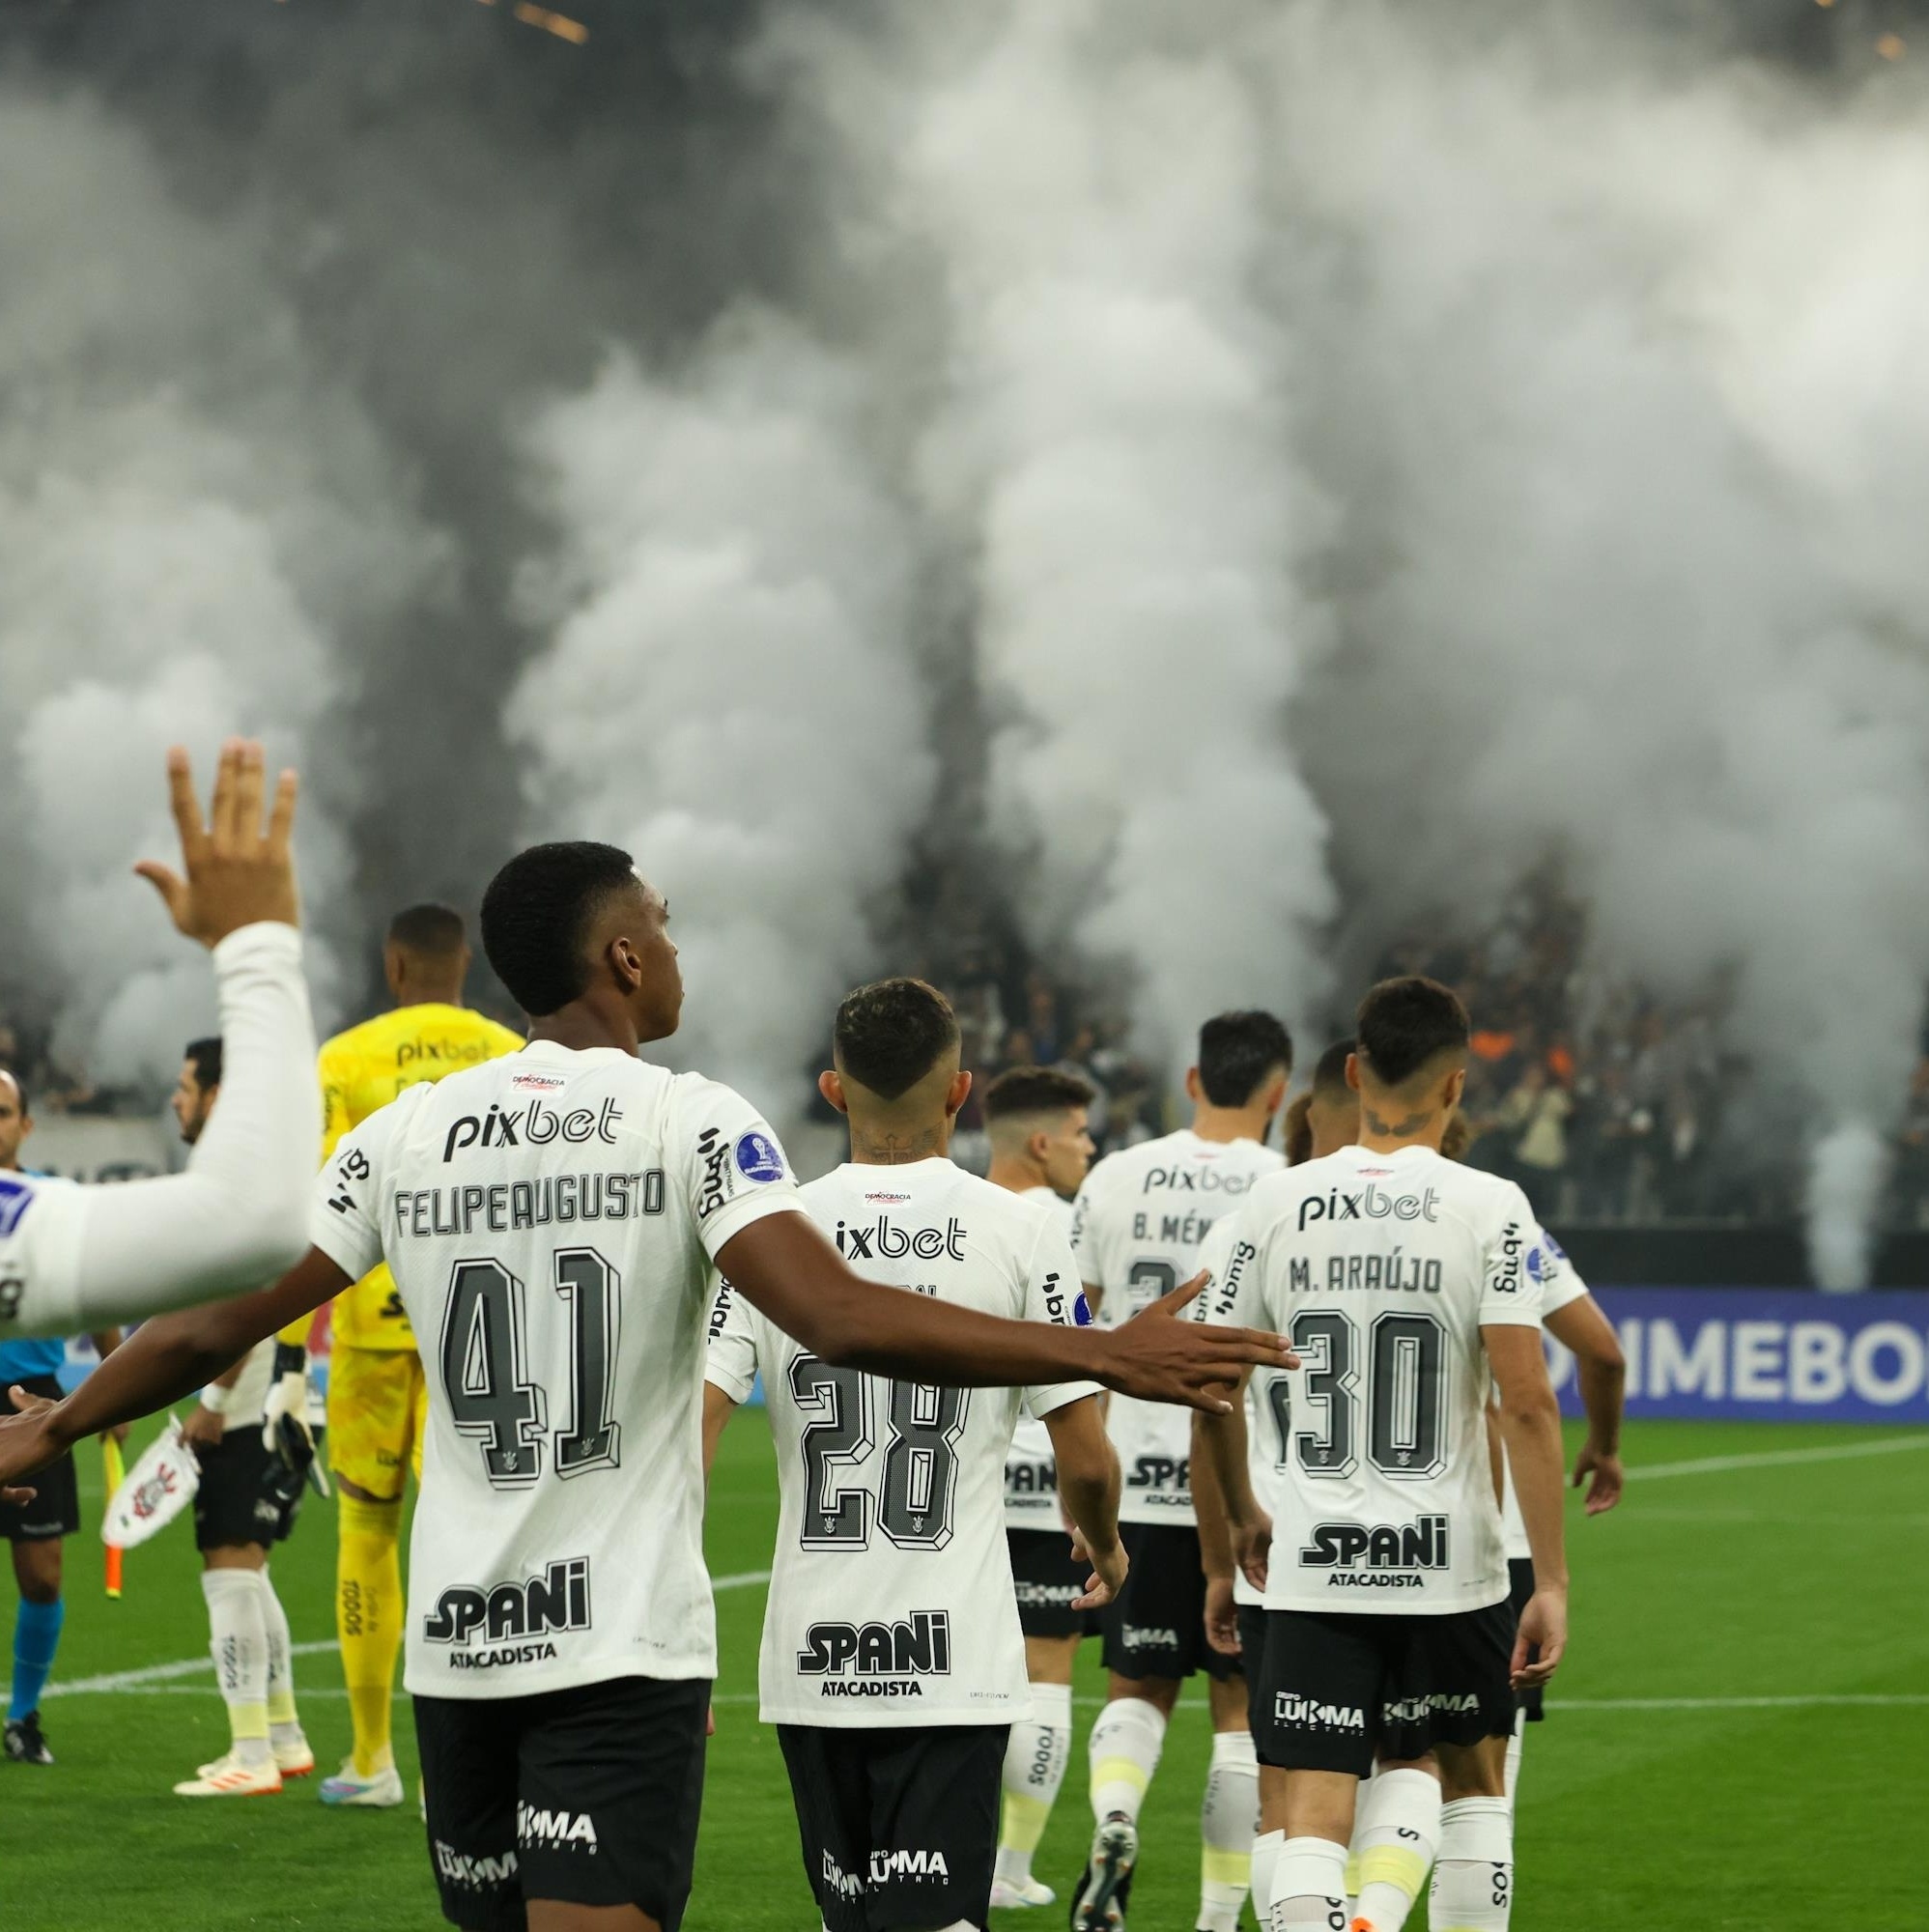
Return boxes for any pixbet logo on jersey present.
[442,1097,623,1162]
[797,1610,952,1697]
[1296,1183,1441,1232]
[833,1215,967,1263]
[1299,1516,1451,1589]
[423,1557,591,1666]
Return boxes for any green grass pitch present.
[5,1415,1924,1929]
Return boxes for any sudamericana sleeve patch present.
[734,1131,785,1185]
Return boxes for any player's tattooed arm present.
[0,1248,350,1486]
[716,1212,1295,1414]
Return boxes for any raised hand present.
[134,740,299,947]
[1093,1272,1297,1413]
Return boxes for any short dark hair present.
[184,1037,223,1092]
[833,979,959,1102]
[1197,1010,1293,1107]
[387,902,468,957]
[982,1065,1096,1122]
[481,841,638,1018]
[0,1067,26,1118]
[1354,977,1469,1089]
[1312,1037,1355,1097]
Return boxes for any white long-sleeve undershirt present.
[0,923,319,1339]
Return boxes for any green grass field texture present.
[3,1416,1923,1929]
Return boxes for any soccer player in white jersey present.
[1205,1058,1627,1931]
[0,742,316,1370]
[1194,980,1569,1932]
[0,843,1291,1932]
[980,1065,1102,1911]
[705,986,1124,1932]
[1066,1011,1291,1932]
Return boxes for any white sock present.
[1088,1696,1167,1823]
[1504,1711,1526,1808]
[1429,1797,1513,1931]
[1267,1835,1349,1930]
[1197,1730,1260,1931]
[258,1568,302,1742]
[202,1570,270,1767]
[995,1682,1073,1888]
[1252,1829,1286,1925]
[1349,1766,1440,1931]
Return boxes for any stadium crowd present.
[10,890,1929,1228]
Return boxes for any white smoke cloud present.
[509,311,936,1118]
[782,1,1339,1061]
[0,88,435,1089]
[1259,7,1929,1282]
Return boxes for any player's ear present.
[1028,1125,1051,1167]
[1184,1065,1203,1104]
[1345,1052,1362,1094]
[1445,1064,1468,1111]
[608,934,644,993]
[817,1068,849,1117]
[946,1068,972,1121]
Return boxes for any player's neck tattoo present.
[851,1123,945,1164]
[1361,1102,1433,1139]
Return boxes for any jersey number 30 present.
[439,1252,622,1489]
[1267,1308,1448,1480]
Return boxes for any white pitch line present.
[46,1570,773,1700]
[1550,1693,1929,1712]
[1631,1433,1929,1480]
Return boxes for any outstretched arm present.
[716,1212,1293,1414]
[2,1249,349,1490]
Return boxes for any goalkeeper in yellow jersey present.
[315,904,523,1808]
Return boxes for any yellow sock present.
[336,1493,403,1777]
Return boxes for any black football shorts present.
[1100,1521,1241,1685]
[777,1720,1007,1932]
[415,1673,708,1931]
[1256,1601,1518,1777]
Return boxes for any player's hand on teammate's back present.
[0,1382,61,1505]
[1067,1524,1128,1612]
[134,740,299,946]
[1095,1271,1296,1413]
[1572,1438,1624,1515]
[1203,1576,1240,1658]
[1511,1584,1568,1690]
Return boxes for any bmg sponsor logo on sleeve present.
[1551,1289,1929,1422]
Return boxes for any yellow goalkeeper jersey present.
[320,1003,525,1351]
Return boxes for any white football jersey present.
[1004,1185,1079,1529]
[310,1040,802,1698]
[1193,1212,1280,1610]
[1073,1130,1283,1527]
[705,1158,1098,1728]
[1501,1232,1591,1562]
[1215,1143,1544,1614]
